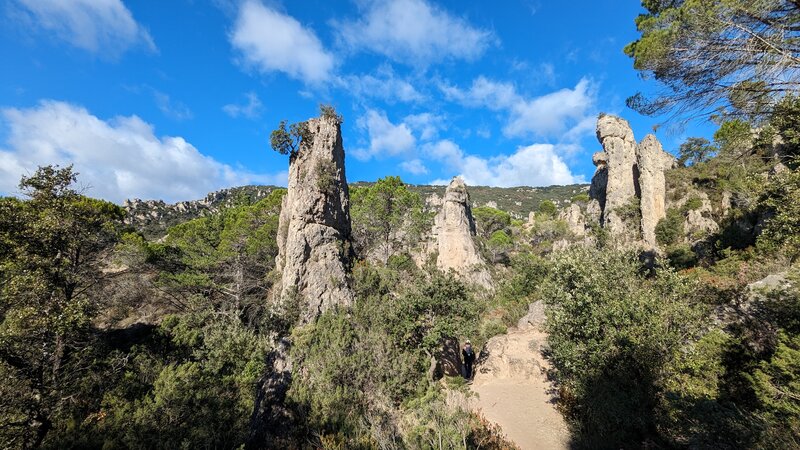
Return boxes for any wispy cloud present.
[352,109,416,161]
[400,159,428,175]
[425,139,583,187]
[223,91,264,119]
[154,91,193,121]
[339,64,424,104]
[440,76,597,139]
[12,0,156,57]
[335,0,497,66]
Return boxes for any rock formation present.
[432,177,492,287]
[275,115,354,323]
[593,114,639,235]
[587,114,676,248]
[558,203,586,237]
[637,134,677,246]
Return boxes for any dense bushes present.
[541,246,704,447]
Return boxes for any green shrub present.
[542,246,703,446]
[537,199,557,217]
[682,196,704,212]
[473,206,512,238]
[656,208,685,246]
[571,193,591,203]
[666,244,698,269]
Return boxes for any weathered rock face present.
[433,177,492,287]
[637,134,677,246]
[595,115,639,235]
[275,116,354,323]
[558,203,586,237]
[586,114,676,249]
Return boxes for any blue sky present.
[0,0,717,203]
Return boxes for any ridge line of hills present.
[124,182,590,238]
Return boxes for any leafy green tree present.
[757,165,800,259]
[350,176,430,263]
[714,119,753,157]
[270,105,343,157]
[0,165,123,448]
[537,199,557,217]
[487,230,513,263]
[270,120,310,157]
[472,206,511,239]
[770,94,800,160]
[678,137,717,166]
[625,0,800,120]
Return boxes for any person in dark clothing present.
[462,340,475,380]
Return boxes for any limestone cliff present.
[275,115,354,323]
[432,177,492,287]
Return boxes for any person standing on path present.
[462,340,475,380]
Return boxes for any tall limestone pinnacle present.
[275,114,354,323]
[637,134,677,246]
[593,114,639,236]
[589,114,676,248]
[433,177,492,287]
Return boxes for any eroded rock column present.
[433,177,492,287]
[636,134,676,247]
[275,115,354,323]
[595,115,639,236]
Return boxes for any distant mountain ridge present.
[124,182,590,238]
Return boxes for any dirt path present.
[470,304,571,450]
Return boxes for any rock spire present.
[275,114,354,323]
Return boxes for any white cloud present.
[399,158,428,175]
[154,91,193,121]
[403,112,443,140]
[424,139,582,187]
[13,0,156,56]
[0,101,286,203]
[352,109,416,160]
[335,0,496,65]
[223,91,264,119]
[340,65,424,103]
[441,76,596,138]
[506,79,595,138]
[230,1,334,84]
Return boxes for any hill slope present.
[124,183,589,238]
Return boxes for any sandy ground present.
[470,328,571,450]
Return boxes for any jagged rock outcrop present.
[275,115,354,323]
[558,203,586,237]
[593,115,639,235]
[637,135,677,246]
[432,177,492,287]
[586,114,676,249]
